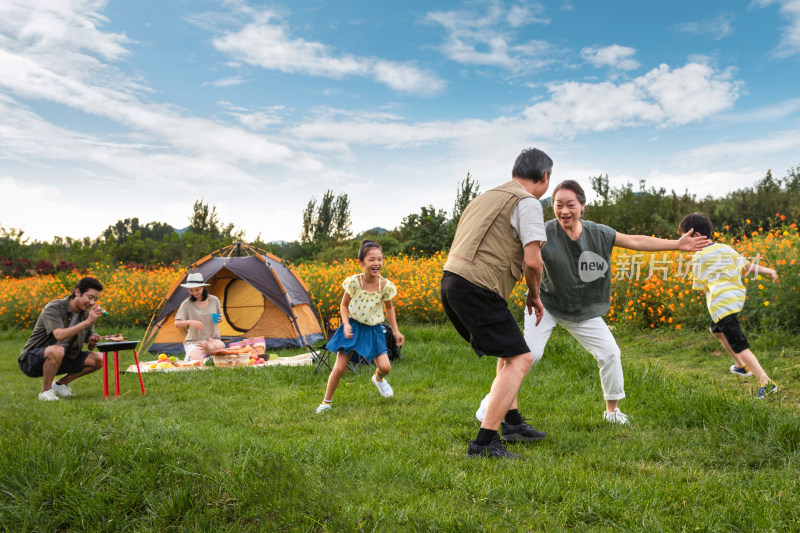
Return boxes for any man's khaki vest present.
[444,180,533,298]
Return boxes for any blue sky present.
[2,0,799,243]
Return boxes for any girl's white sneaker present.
[315,403,332,413]
[371,374,393,397]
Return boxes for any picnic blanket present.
[125,352,313,373]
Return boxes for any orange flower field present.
[0,263,180,330]
[1,220,798,333]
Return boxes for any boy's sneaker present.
[371,374,393,398]
[466,435,520,459]
[730,365,753,378]
[757,381,779,399]
[315,403,332,413]
[52,381,74,398]
[38,389,59,401]
[475,393,490,422]
[501,420,547,442]
[603,407,629,425]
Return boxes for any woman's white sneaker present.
[604,407,629,424]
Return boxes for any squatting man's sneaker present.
[730,365,753,378]
[604,407,629,424]
[371,373,394,398]
[315,403,332,413]
[52,381,75,398]
[466,435,520,459]
[38,389,59,401]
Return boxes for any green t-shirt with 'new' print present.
[539,219,616,322]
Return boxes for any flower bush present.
[2,219,798,332]
[0,263,180,329]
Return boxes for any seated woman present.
[173,273,225,361]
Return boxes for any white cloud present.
[287,62,743,153]
[671,14,736,40]
[715,97,800,123]
[204,75,246,87]
[426,3,556,73]
[0,2,332,176]
[523,63,742,135]
[218,101,289,131]
[754,0,800,56]
[507,2,550,27]
[679,126,800,165]
[580,45,640,70]
[0,0,130,62]
[211,10,445,96]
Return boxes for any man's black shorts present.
[710,313,749,354]
[440,272,529,358]
[18,348,92,378]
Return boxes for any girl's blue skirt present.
[326,320,387,362]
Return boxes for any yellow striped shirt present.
[689,243,747,322]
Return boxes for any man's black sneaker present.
[466,435,520,459]
[501,420,547,442]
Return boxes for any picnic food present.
[102,334,125,341]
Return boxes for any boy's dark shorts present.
[18,347,92,378]
[440,272,529,358]
[711,313,750,354]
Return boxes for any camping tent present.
[142,245,323,355]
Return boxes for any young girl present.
[316,240,405,413]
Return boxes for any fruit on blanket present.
[149,364,157,369]
[158,354,168,361]
[169,356,177,363]
[249,354,258,360]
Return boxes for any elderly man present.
[441,147,552,459]
[18,277,106,400]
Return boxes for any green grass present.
[1,325,798,532]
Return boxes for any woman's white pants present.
[524,307,625,401]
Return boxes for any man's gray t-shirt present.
[19,298,95,361]
[540,219,617,322]
[511,196,547,247]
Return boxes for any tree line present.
[1,166,798,275]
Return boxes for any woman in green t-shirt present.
[476,180,708,426]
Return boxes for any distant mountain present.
[359,227,388,237]
[175,226,189,235]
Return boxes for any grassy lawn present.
[1,324,798,532]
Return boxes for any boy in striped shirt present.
[679,213,780,399]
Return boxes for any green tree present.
[103,218,141,245]
[332,193,352,241]
[452,172,480,229]
[0,225,30,260]
[399,205,450,255]
[301,190,351,244]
